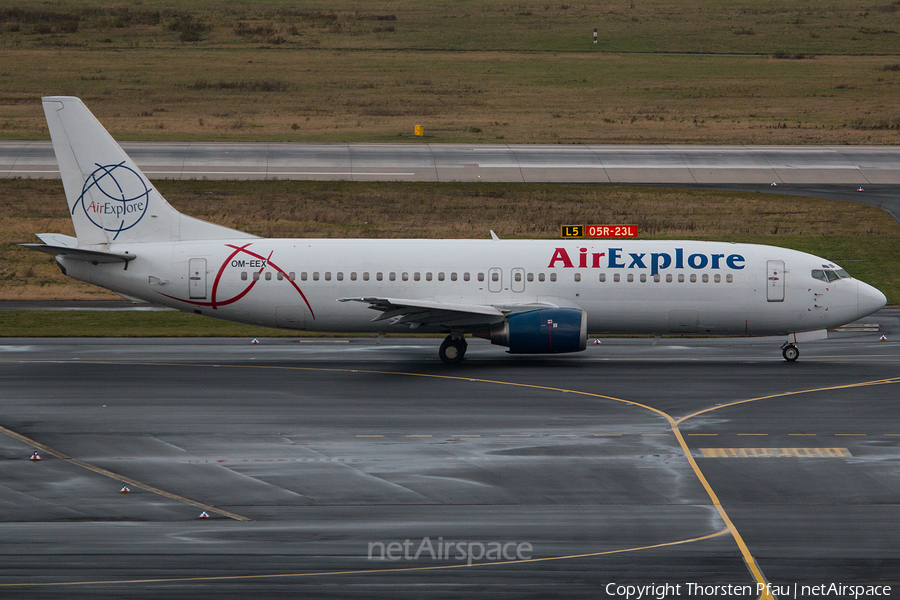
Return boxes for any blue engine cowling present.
[490,308,588,354]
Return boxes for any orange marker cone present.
[30,451,41,461]
[120,486,130,494]
[199,511,210,519]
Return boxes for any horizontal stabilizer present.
[36,233,78,247]
[19,243,135,263]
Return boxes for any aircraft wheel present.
[439,336,466,364]
[782,344,799,362]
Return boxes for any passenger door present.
[189,258,207,299]
[767,260,784,302]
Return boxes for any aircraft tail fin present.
[42,96,255,246]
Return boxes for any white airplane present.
[23,97,886,363]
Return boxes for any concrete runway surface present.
[6,141,900,225]
[1,309,898,599]
[3,142,900,185]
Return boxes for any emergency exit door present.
[488,268,502,293]
[767,260,784,302]
[511,268,525,293]
[189,258,207,299]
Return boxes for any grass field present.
[1,1,899,144]
[2,2,897,335]
[3,1,898,55]
[3,178,899,308]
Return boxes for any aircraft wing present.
[337,297,507,329]
[337,297,563,329]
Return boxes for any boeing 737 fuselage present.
[23,97,887,363]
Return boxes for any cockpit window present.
[812,269,851,282]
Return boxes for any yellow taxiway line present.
[6,359,900,597]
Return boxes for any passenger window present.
[690,274,697,283]
[515,272,522,282]
[402,272,408,281]
[439,272,445,281]
[389,272,396,281]
[599,273,606,283]
[253,272,260,281]
[538,273,545,282]
[363,272,369,281]
[640,274,647,283]
[613,273,620,282]
[376,272,383,281]
[313,272,319,281]
[277,272,284,281]
[550,273,557,282]
[678,274,684,283]
[351,272,357,281]
[478,273,485,282]
[627,274,634,282]
[337,272,344,281]
[726,274,733,283]
[301,272,307,281]
[464,273,470,281]
[655,274,661,283]
[426,272,433,281]
[325,272,332,281]
[714,274,721,283]
[265,272,272,281]
[289,272,296,281]
[241,272,248,281]
[414,272,420,281]
[665,274,672,283]
[574,273,581,282]
[527,273,534,282]
[491,272,498,282]
[451,273,457,281]
[702,274,709,283]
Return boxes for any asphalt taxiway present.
[1,310,899,599]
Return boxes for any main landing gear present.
[439,335,467,364]
[781,342,799,362]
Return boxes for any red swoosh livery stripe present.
[157,243,315,319]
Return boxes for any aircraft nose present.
[857,280,887,319]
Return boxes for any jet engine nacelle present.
[489,308,588,354]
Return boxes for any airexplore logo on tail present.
[73,162,151,240]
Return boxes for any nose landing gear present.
[781,342,799,362]
[439,335,467,364]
